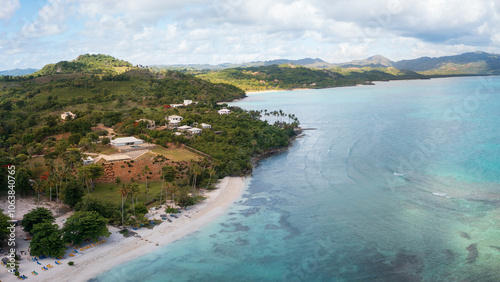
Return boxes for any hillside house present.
[135,118,156,130]
[167,120,181,129]
[167,115,183,122]
[177,125,192,132]
[183,100,193,106]
[61,111,77,120]
[170,104,184,108]
[166,115,183,129]
[83,156,94,165]
[218,108,231,115]
[110,137,144,147]
[187,128,202,135]
[201,123,211,129]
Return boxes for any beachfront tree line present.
[20,207,110,258]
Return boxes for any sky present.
[1,0,500,70]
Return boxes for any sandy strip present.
[3,177,246,282]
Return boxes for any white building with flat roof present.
[177,125,192,132]
[201,123,211,129]
[110,137,144,147]
[167,115,183,122]
[187,128,202,135]
[218,108,231,115]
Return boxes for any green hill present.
[33,54,134,76]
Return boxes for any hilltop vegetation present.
[33,54,134,76]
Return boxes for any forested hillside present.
[196,64,426,91]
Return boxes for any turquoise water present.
[94,76,500,281]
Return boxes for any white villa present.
[201,123,211,129]
[167,115,183,122]
[177,125,192,132]
[110,137,144,147]
[166,115,183,129]
[170,104,184,108]
[135,118,156,130]
[61,111,77,120]
[187,128,202,135]
[183,100,193,106]
[218,108,231,115]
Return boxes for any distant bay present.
[95,76,500,281]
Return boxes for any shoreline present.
[4,177,247,282]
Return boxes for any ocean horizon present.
[94,76,500,281]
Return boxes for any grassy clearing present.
[91,180,168,207]
[152,146,201,162]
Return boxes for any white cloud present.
[18,0,68,38]
[2,0,500,70]
[0,0,20,19]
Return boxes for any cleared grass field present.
[152,146,201,162]
[91,180,168,207]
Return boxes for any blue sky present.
[1,0,500,70]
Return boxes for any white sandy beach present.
[0,177,246,282]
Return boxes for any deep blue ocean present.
[95,76,500,281]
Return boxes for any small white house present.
[187,128,202,135]
[218,108,231,115]
[177,125,192,132]
[167,120,181,129]
[201,123,211,129]
[174,132,183,136]
[110,137,144,147]
[170,104,184,108]
[83,156,94,165]
[61,111,77,120]
[167,115,183,122]
[183,100,193,106]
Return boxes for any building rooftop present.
[111,137,143,143]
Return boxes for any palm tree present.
[47,172,57,211]
[191,163,202,189]
[33,178,45,206]
[206,168,216,189]
[118,184,130,227]
[130,184,139,217]
[142,166,151,201]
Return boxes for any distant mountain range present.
[339,52,500,75]
[150,58,331,71]
[0,68,38,76]
[4,51,500,77]
[152,51,500,75]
